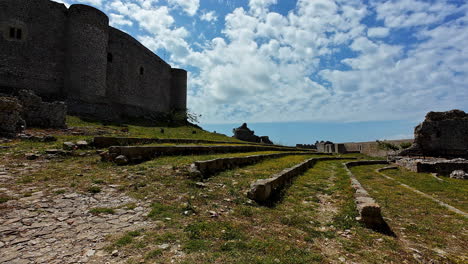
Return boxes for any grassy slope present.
[1,116,467,263]
[351,165,468,263]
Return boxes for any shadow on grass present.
[366,221,397,237]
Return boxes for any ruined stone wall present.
[106,28,174,114]
[400,110,468,158]
[0,0,68,99]
[342,139,413,157]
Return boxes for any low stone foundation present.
[93,136,306,149]
[344,161,389,229]
[395,157,468,176]
[104,145,316,164]
[189,152,320,178]
[247,157,353,203]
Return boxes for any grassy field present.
[1,116,467,263]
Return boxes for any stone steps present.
[103,145,314,164]
[93,136,309,151]
[344,161,390,231]
[189,152,326,179]
[248,157,353,203]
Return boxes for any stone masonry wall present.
[400,110,468,158]
[106,28,173,114]
[0,0,68,99]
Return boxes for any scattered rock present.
[63,142,77,150]
[158,244,170,250]
[195,182,207,188]
[208,211,219,218]
[85,249,96,257]
[450,170,468,179]
[111,250,119,257]
[76,140,89,149]
[115,155,129,166]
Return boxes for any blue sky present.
[55,0,468,145]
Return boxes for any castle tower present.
[170,68,187,111]
[65,4,109,103]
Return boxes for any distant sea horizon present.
[201,120,416,146]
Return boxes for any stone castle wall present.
[0,0,187,120]
[0,0,68,99]
[317,139,413,157]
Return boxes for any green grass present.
[0,196,10,203]
[380,167,468,211]
[2,116,467,263]
[87,186,102,194]
[351,164,468,262]
[89,207,115,215]
[66,116,244,142]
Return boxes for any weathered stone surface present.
[0,97,25,137]
[449,170,468,179]
[344,161,389,229]
[399,109,468,158]
[0,187,149,264]
[18,90,67,129]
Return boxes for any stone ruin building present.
[232,123,273,144]
[399,110,468,158]
[0,0,187,122]
[0,90,67,137]
[395,110,468,179]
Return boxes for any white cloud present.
[367,27,389,38]
[109,13,133,27]
[374,0,458,28]
[249,0,277,17]
[79,0,103,7]
[168,0,199,16]
[52,0,70,7]
[200,11,217,22]
[100,0,468,124]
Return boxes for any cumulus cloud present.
[109,13,133,27]
[200,10,217,22]
[367,27,389,38]
[374,0,459,28]
[93,0,468,124]
[168,0,199,16]
[249,0,277,17]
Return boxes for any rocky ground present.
[0,162,150,264]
